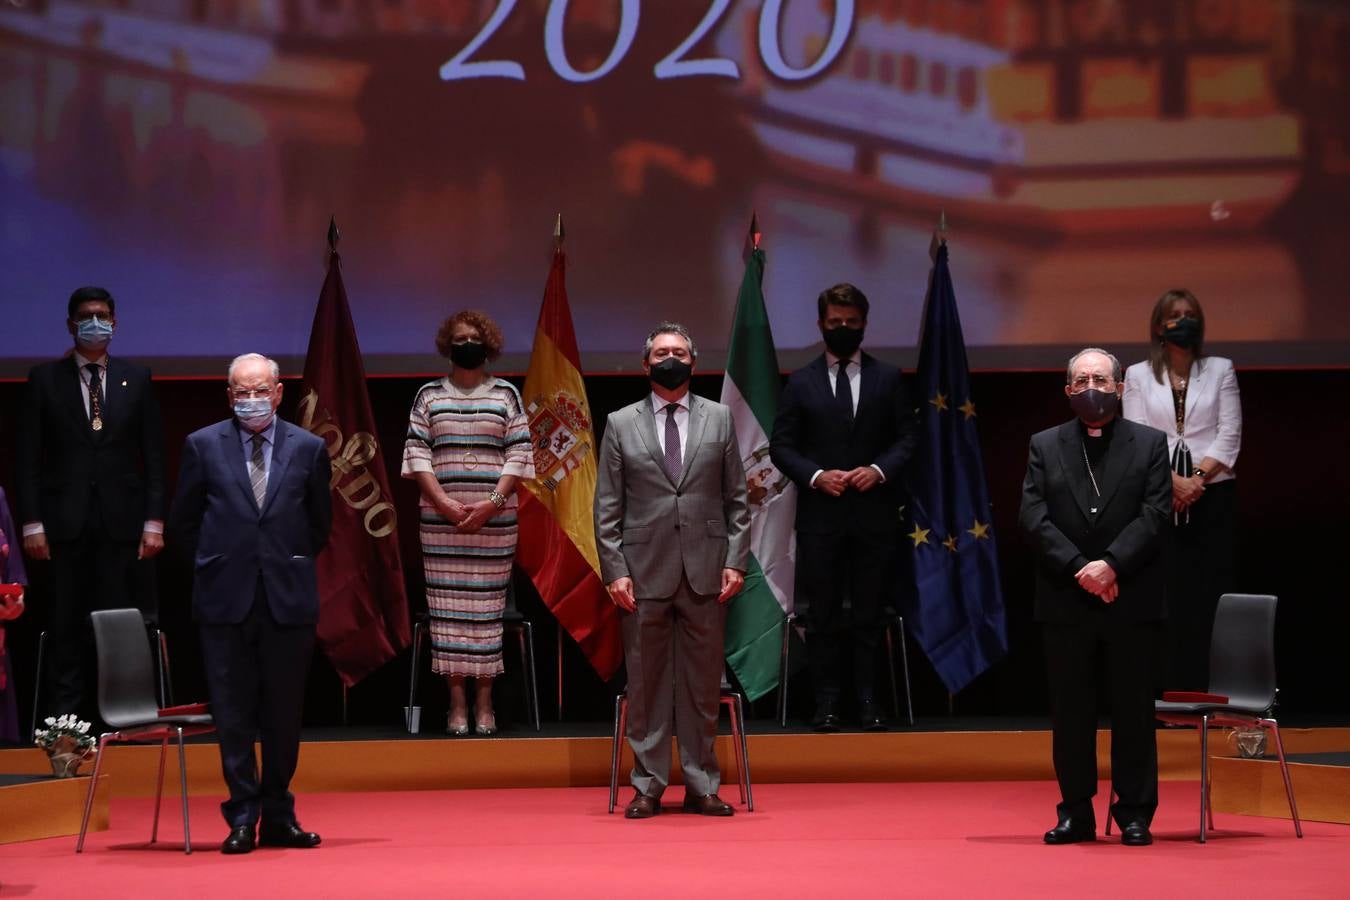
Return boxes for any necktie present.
[249,433,267,509]
[662,403,682,483]
[835,358,853,424]
[85,363,104,431]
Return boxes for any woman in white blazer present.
[1122,289,1241,691]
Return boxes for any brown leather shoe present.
[682,793,734,816]
[624,792,661,819]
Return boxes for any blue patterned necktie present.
[663,403,682,483]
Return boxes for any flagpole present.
[553,211,566,723]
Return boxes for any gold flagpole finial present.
[553,213,565,248]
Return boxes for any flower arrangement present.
[34,715,98,777]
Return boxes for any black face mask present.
[1162,317,1201,349]
[449,341,489,370]
[648,357,692,390]
[1069,389,1119,424]
[822,325,864,358]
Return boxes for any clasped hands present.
[1075,559,1118,604]
[435,496,497,533]
[1172,472,1205,514]
[606,568,745,612]
[815,467,882,497]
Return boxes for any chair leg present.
[608,694,627,813]
[778,616,791,728]
[151,628,173,708]
[521,620,541,732]
[1199,714,1210,843]
[1105,790,1115,836]
[883,621,901,722]
[895,616,915,726]
[30,630,46,740]
[76,733,111,853]
[151,734,169,843]
[406,619,425,733]
[734,692,753,812]
[723,696,746,806]
[177,726,192,854]
[1265,719,1303,838]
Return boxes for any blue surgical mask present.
[233,397,274,430]
[75,316,114,350]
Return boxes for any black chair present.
[405,579,540,733]
[32,618,173,740]
[77,609,213,854]
[776,610,914,727]
[608,683,753,813]
[1108,593,1301,843]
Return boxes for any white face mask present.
[233,396,274,430]
[75,316,115,350]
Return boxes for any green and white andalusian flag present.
[720,233,796,702]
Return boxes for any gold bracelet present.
[488,489,507,509]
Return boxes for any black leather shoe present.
[258,821,322,848]
[624,792,660,819]
[858,700,888,732]
[221,825,256,855]
[1043,815,1096,844]
[812,703,842,733]
[1120,821,1153,846]
[682,793,734,816]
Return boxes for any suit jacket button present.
[674,522,681,529]
[676,491,682,497]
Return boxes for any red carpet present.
[1,781,1342,898]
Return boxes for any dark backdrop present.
[1,368,1346,737]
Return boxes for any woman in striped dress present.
[402,310,534,735]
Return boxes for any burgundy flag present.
[300,232,410,685]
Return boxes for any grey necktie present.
[249,433,267,509]
[662,403,682,483]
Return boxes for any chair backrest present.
[1207,593,1278,712]
[90,609,161,728]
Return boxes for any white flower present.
[78,722,90,733]
[44,717,56,726]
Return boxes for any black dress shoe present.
[624,792,660,819]
[258,821,322,848]
[812,703,842,733]
[1043,815,1096,844]
[682,793,734,816]
[858,700,888,732]
[221,825,256,855]
[1120,821,1153,846]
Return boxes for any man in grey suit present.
[595,322,750,819]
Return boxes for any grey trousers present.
[622,573,727,798]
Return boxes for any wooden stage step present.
[2,726,1348,801]
[1212,751,1350,825]
[0,774,109,845]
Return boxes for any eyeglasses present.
[230,387,275,399]
[1069,374,1115,390]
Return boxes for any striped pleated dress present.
[402,376,535,677]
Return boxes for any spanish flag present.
[516,231,622,679]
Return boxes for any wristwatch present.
[1192,467,1208,479]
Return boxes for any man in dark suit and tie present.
[1019,348,1171,847]
[16,286,165,723]
[170,353,332,854]
[770,283,917,732]
[595,322,750,819]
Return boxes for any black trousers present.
[1043,618,1162,827]
[1166,480,1236,691]
[43,500,140,721]
[797,525,894,707]
[198,582,314,829]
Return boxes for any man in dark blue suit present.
[170,353,332,855]
[16,286,165,723]
[770,284,918,732]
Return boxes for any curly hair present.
[434,309,504,361]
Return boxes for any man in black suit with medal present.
[16,286,165,723]
[1019,348,1171,847]
[771,283,917,733]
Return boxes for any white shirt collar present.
[73,350,107,371]
[650,393,690,415]
[825,350,862,370]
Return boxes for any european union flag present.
[903,241,1007,694]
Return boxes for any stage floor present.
[0,781,1342,898]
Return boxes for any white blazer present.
[1122,356,1241,484]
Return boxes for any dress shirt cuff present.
[143,520,164,535]
[870,464,886,483]
[809,469,823,488]
[22,522,44,538]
